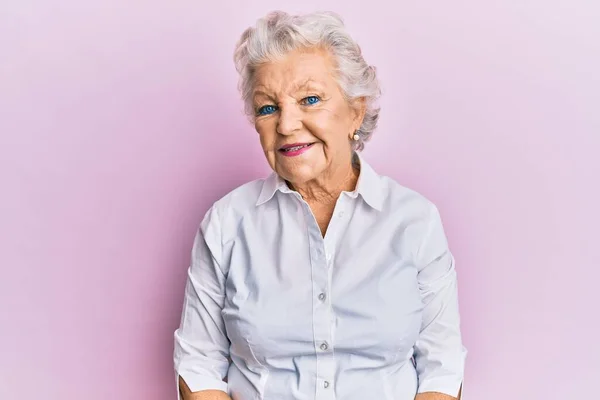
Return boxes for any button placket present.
[306,201,335,400]
[312,258,335,399]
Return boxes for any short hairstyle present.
[233,11,381,151]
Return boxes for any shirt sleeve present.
[413,204,467,397]
[173,205,230,399]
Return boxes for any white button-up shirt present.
[174,153,467,400]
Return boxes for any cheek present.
[306,109,350,144]
[255,121,277,150]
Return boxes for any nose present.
[276,104,302,135]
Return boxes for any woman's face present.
[252,47,365,186]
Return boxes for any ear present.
[350,97,367,131]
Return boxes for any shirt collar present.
[256,169,290,206]
[256,152,384,211]
[350,152,385,211]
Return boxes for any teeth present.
[283,144,309,152]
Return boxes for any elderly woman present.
[174,10,466,400]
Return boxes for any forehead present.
[253,48,337,94]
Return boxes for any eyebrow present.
[294,79,325,92]
[252,87,275,103]
[253,79,326,102]
[252,91,269,98]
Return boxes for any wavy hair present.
[233,11,381,151]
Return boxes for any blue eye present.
[302,96,320,105]
[258,105,278,116]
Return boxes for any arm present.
[174,205,232,400]
[179,376,232,400]
[413,205,467,400]
[415,386,462,400]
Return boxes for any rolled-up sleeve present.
[413,204,467,397]
[174,205,230,398]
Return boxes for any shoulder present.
[203,176,269,228]
[375,173,449,263]
[215,178,265,208]
[378,174,439,219]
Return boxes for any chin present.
[280,164,322,185]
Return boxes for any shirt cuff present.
[417,374,463,398]
[176,369,229,400]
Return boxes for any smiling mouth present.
[279,143,315,152]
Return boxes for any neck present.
[288,153,360,205]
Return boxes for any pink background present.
[1,1,599,399]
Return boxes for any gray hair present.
[233,11,381,151]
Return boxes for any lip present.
[278,142,315,157]
[279,142,313,150]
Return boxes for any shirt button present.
[318,292,326,301]
[338,211,344,218]
[320,342,329,351]
[323,381,330,388]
